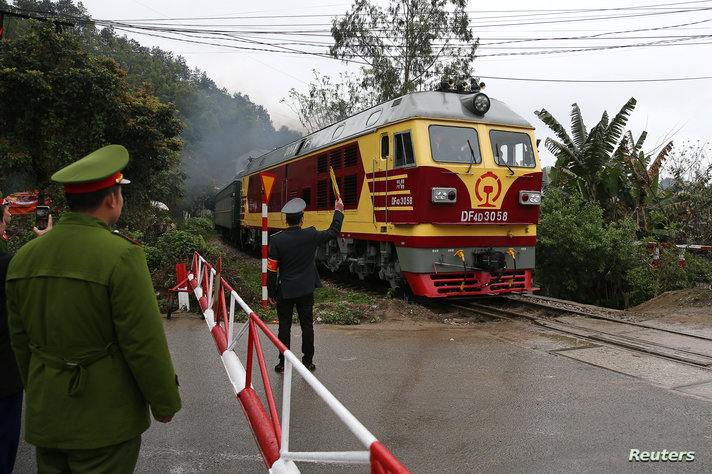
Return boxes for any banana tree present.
[535,98,637,214]
[615,131,673,232]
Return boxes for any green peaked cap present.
[52,145,130,192]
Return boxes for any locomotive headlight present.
[432,187,457,203]
[472,92,490,115]
[519,190,542,205]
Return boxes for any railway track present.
[449,297,712,368]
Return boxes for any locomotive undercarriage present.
[317,239,404,289]
[316,237,535,296]
[237,226,534,297]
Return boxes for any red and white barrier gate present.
[183,252,409,474]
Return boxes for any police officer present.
[6,145,181,473]
[267,196,344,373]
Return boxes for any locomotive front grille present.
[430,270,528,294]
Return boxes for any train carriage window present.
[394,131,415,168]
[429,125,482,164]
[490,130,536,168]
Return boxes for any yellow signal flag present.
[329,166,341,201]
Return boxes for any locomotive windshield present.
[429,125,482,164]
[490,130,536,168]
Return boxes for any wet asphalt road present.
[13,312,712,473]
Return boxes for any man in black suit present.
[267,197,344,373]
[1,251,22,473]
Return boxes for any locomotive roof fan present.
[437,76,491,116]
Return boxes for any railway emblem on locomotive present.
[474,171,502,208]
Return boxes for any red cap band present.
[64,172,124,194]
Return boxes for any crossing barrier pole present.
[184,252,409,474]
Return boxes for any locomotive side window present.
[490,130,536,168]
[429,125,482,164]
[381,135,389,159]
[394,131,415,168]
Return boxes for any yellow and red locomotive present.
[215,80,542,297]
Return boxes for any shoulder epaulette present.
[112,230,142,246]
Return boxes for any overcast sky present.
[68,0,712,167]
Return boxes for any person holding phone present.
[6,145,181,473]
[0,200,10,253]
[1,198,51,473]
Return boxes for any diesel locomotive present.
[214,80,542,297]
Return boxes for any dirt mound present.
[632,287,712,312]
[626,287,712,324]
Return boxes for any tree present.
[330,0,478,103]
[658,141,712,244]
[0,20,183,215]
[282,70,377,133]
[534,98,637,215]
[614,131,673,232]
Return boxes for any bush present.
[626,246,712,306]
[536,189,638,308]
[182,217,214,239]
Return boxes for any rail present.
[183,251,409,473]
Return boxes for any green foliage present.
[0,0,302,218]
[145,230,205,274]
[0,20,184,219]
[330,0,478,103]
[182,217,214,239]
[626,246,712,306]
[4,215,38,253]
[536,189,639,308]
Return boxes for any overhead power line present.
[4,1,712,84]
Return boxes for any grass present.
[198,239,381,325]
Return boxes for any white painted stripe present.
[203,309,216,331]
[221,350,247,394]
[281,451,370,464]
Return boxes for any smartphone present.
[35,205,50,230]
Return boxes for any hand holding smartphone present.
[35,205,50,230]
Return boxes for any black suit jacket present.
[1,251,22,397]
[267,211,344,299]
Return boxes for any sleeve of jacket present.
[266,239,279,299]
[110,245,182,419]
[314,210,344,245]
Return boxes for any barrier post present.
[259,173,276,310]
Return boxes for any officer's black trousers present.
[276,292,314,365]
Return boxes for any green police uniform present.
[6,146,180,467]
